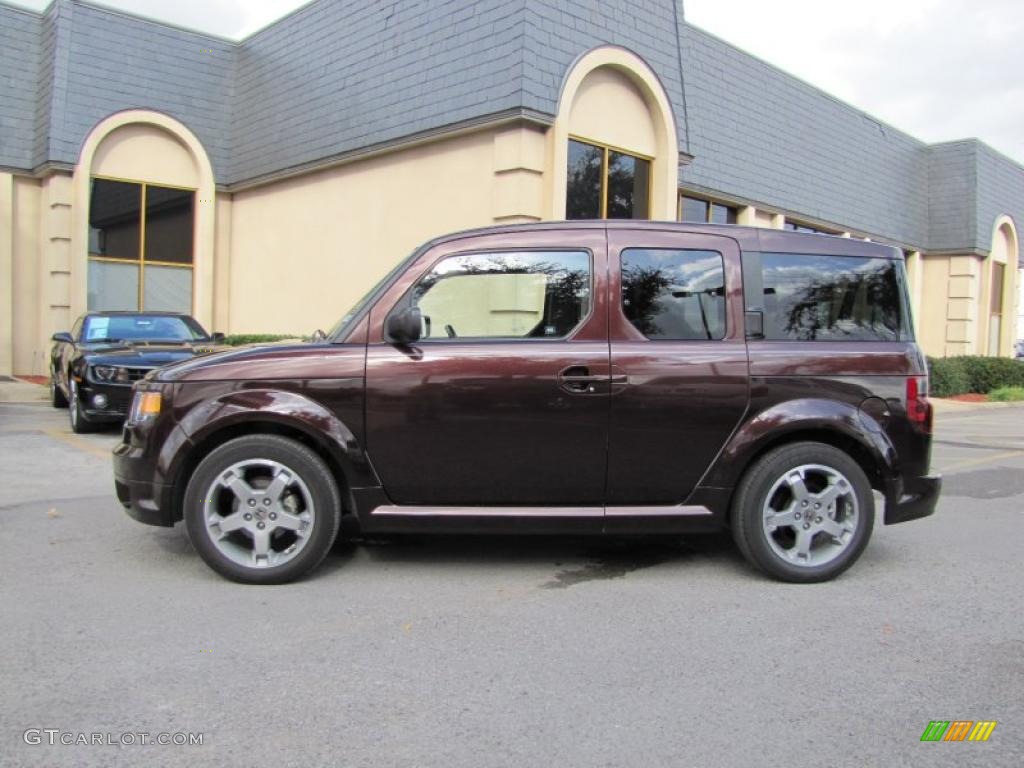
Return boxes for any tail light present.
[906,376,932,432]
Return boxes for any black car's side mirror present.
[52,332,74,344]
[385,307,422,344]
[210,332,226,342]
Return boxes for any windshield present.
[81,314,209,343]
[326,249,421,341]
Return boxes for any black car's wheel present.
[183,435,341,584]
[731,441,874,583]
[67,379,95,434]
[50,370,68,408]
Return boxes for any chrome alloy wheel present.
[761,464,859,568]
[202,459,316,569]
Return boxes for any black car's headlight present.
[127,390,162,425]
[92,365,117,381]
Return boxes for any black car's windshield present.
[81,314,209,343]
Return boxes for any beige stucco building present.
[1,0,1022,376]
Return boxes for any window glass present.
[710,203,737,225]
[566,140,603,219]
[88,260,139,311]
[144,186,194,264]
[607,151,650,219]
[760,253,911,342]
[83,314,207,342]
[144,265,193,313]
[89,179,141,260]
[621,249,726,340]
[680,196,709,223]
[411,251,591,340]
[991,262,1005,313]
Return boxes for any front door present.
[364,228,610,506]
[606,228,750,505]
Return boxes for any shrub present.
[927,356,1024,397]
[927,357,970,397]
[221,334,302,347]
[988,386,1024,402]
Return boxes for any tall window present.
[566,138,650,220]
[989,262,1005,355]
[88,178,195,312]
[679,194,737,224]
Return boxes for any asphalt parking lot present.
[2,399,1022,767]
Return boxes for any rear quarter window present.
[756,252,912,342]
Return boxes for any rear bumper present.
[884,474,942,525]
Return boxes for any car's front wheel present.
[68,379,94,433]
[731,442,874,583]
[184,435,341,584]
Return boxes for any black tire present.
[184,435,341,584]
[68,379,95,433]
[730,441,874,583]
[50,370,68,408]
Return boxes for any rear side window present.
[758,253,911,342]
[621,249,726,340]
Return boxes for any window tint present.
[759,253,911,342]
[606,151,650,220]
[566,141,602,219]
[411,251,591,340]
[621,249,726,340]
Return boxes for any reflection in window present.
[566,139,650,220]
[759,253,911,342]
[411,251,591,340]
[621,249,726,340]
[88,178,195,312]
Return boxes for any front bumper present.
[79,381,133,422]
[113,431,178,527]
[884,474,942,525]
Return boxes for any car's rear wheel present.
[50,370,68,408]
[184,435,341,584]
[68,379,94,433]
[731,441,874,583]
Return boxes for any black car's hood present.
[82,341,225,367]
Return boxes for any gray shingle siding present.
[230,0,528,182]
[521,0,688,153]
[681,24,930,248]
[0,4,42,169]
[2,0,1021,266]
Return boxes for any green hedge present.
[221,334,302,347]
[927,356,1024,397]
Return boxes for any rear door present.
[364,227,610,506]
[606,228,749,505]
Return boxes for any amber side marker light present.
[129,391,162,423]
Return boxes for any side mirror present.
[210,332,226,342]
[385,307,422,344]
[744,310,764,340]
[52,332,74,344]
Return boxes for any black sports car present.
[50,312,226,433]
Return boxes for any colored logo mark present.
[920,720,997,742]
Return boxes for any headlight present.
[92,365,116,381]
[128,391,162,424]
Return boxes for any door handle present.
[558,366,604,394]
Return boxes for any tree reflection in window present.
[411,251,591,339]
[621,249,726,340]
[760,253,910,341]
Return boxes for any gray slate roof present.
[1,0,1021,263]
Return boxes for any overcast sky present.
[10,0,1024,163]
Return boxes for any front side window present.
[566,139,650,220]
[759,253,911,342]
[621,249,726,340]
[88,178,195,313]
[410,251,591,340]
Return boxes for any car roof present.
[422,220,903,259]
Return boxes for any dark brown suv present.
[113,222,940,584]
